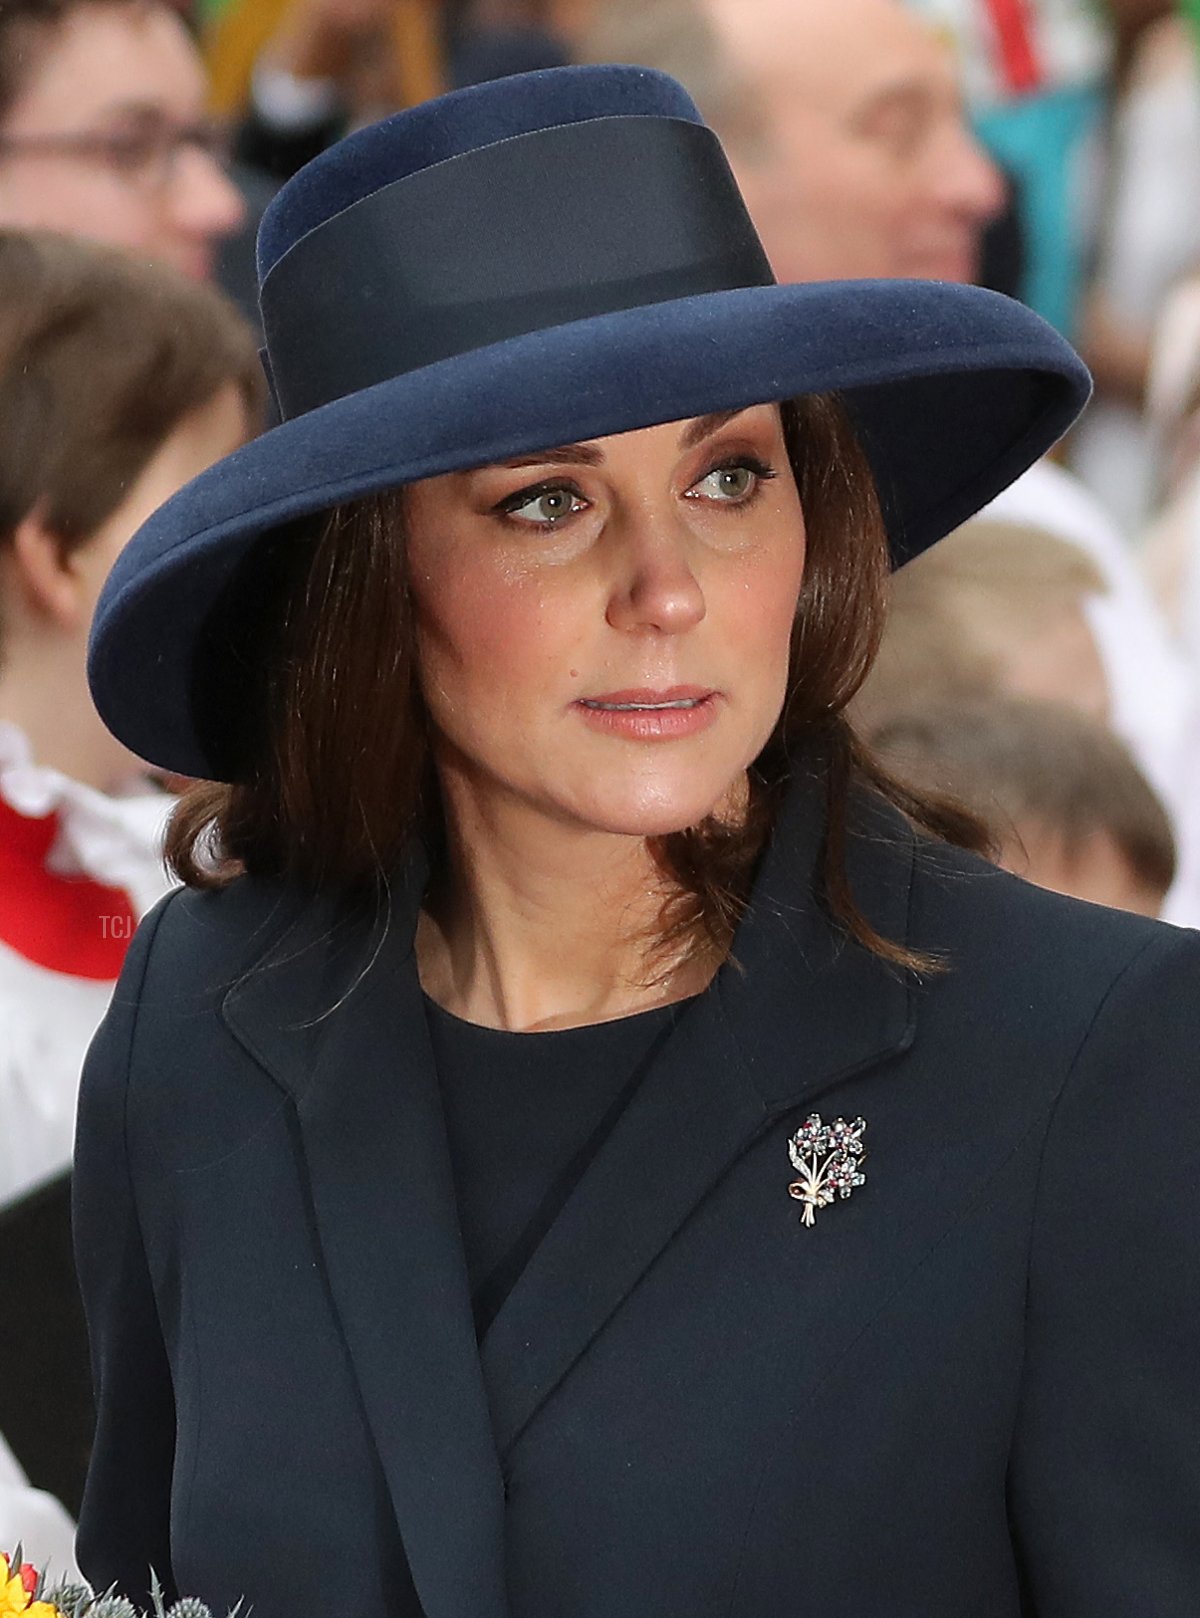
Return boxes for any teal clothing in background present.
[975,83,1105,336]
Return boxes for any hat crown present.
[257,65,705,282]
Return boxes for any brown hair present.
[869,695,1177,900]
[166,394,985,975]
[0,229,263,573]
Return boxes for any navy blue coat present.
[73,781,1200,1617]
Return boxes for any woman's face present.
[404,403,806,840]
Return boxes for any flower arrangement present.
[1,1554,238,1618]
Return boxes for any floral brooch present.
[786,1113,867,1226]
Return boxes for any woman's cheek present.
[725,551,805,661]
[435,569,568,715]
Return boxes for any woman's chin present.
[574,782,744,841]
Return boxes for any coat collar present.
[222,851,509,1618]
[220,769,915,1597]
[480,768,916,1451]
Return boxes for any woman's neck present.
[415,796,714,1033]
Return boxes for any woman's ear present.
[6,508,88,630]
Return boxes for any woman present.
[74,66,1200,1618]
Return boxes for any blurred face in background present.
[999,822,1167,919]
[705,0,1004,285]
[0,0,243,280]
[0,379,252,793]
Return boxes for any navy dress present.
[427,997,683,1342]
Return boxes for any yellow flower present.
[0,1556,62,1617]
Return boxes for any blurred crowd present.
[2,0,1200,1577]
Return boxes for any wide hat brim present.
[89,277,1089,781]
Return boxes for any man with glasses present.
[0,0,244,282]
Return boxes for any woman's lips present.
[573,687,720,739]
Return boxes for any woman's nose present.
[604,514,707,636]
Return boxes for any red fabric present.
[983,0,1043,95]
[0,794,136,979]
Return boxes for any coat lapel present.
[480,773,917,1457]
[216,773,920,1547]
[220,860,509,1618]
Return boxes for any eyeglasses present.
[0,118,232,191]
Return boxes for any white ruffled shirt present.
[0,724,175,1571]
[0,1430,79,1584]
[0,722,175,1210]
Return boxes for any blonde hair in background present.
[853,518,1109,733]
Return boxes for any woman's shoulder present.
[99,871,324,1071]
[909,830,1172,943]
[115,866,402,1051]
[838,789,1187,991]
[83,871,346,1148]
[905,830,1200,1031]
[131,869,314,980]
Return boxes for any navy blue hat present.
[88,64,1091,782]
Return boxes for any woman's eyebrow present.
[678,408,746,449]
[498,443,605,469]
[495,409,750,472]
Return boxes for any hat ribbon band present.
[259,114,776,421]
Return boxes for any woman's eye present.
[689,461,774,504]
[501,485,586,526]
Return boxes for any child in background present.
[870,694,1176,917]
[0,231,262,1211]
[0,230,261,1568]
